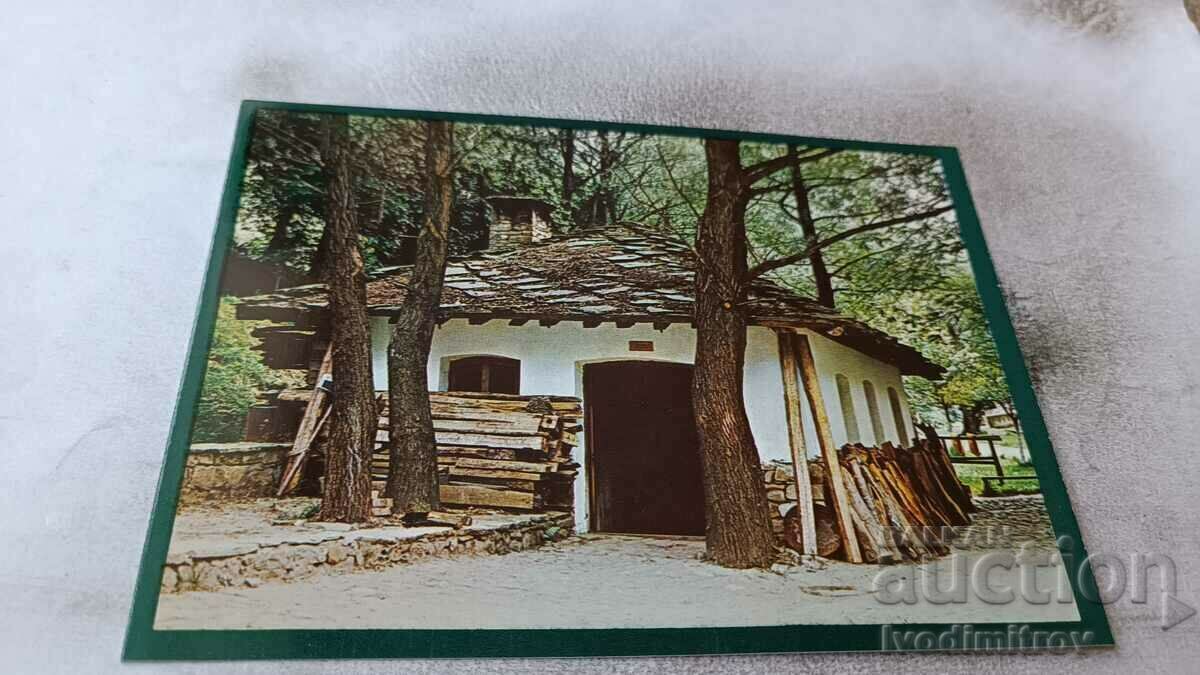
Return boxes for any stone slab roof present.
[237,225,943,378]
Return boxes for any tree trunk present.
[916,421,942,449]
[1011,412,1026,462]
[960,402,986,435]
[998,399,1026,462]
[787,144,835,307]
[317,114,376,523]
[387,120,455,516]
[595,131,614,226]
[691,139,776,568]
[559,128,576,226]
[265,203,295,254]
[310,223,332,280]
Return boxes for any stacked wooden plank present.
[371,392,581,512]
[370,488,394,518]
[820,440,975,564]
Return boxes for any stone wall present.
[761,460,826,541]
[180,443,290,504]
[161,511,574,593]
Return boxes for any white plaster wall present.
[368,318,915,532]
[797,329,915,451]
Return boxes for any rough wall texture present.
[161,512,574,594]
[762,460,826,541]
[179,443,289,504]
[2,0,1199,673]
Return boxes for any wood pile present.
[783,439,975,563]
[372,391,581,513]
[818,440,974,564]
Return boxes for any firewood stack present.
[826,440,975,564]
[371,392,581,513]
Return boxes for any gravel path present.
[155,534,1078,630]
[953,495,1057,550]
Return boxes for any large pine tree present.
[387,120,455,517]
[316,114,377,523]
[691,139,777,568]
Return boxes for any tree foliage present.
[193,297,301,442]
[236,112,485,277]
[230,111,1013,430]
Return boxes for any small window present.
[447,356,520,394]
[863,380,885,445]
[888,387,910,447]
[835,374,861,444]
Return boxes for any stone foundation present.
[180,443,289,504]
[761,460,826,542]
[161,511,574,593]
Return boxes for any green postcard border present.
[122,100,1114,660]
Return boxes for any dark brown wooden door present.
[584,361,706,536]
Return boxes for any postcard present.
[123,101,1111,659]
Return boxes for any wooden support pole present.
[276,344,333,496]
[775,330,817,556]
[791,332,863,563]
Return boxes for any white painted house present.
[241,197,941,535]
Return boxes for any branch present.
[747,181,792,197]
[812,209,889,222]
[745,204,954,280]
[256,119,323,162]
[743,148,840,184]
[450,123,487,169]
[655,144,702,220]
[827,231,921,276]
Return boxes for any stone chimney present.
[485,196,554,249]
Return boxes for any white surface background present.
[2,1,1198,672]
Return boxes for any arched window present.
[888,387,910,447]
[863,380,885,445]
[447,356,520,394]
[835,374,861,444]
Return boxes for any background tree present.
[387,120,455,518]
[316,114,377,523]
[459,125,649,230]
[236,111,327,274]
[854,273,1012,436]
[784,143,835,306]
[192,298,303,441]
[235,112,485,278]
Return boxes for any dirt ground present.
[155,531,1079,630]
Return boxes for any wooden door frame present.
[581,358,697,535]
